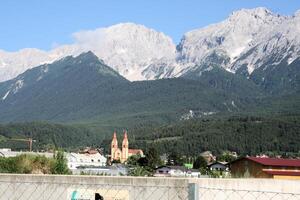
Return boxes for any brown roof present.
[86,150,98,154]
[248,157,300,167]
[232,157,300,167]
[128,149,143,154]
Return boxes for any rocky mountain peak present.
[229,7,273,19]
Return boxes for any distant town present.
[1,130,300,180]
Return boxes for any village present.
[1,130,300,180]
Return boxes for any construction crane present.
[8,138,36,152]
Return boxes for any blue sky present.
[1,0,300,51]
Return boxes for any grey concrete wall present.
[0,174,300,200]
[0,174,189,200]
[191,178,300,200]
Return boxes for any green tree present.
[126,154,141,166]
[145,147,162,168]
[128,166,153,176]
[217,152,237,163]
[51,150,70,174]
[193,156,207,169]
[167,151,184,166]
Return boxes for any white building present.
[72,164,128,176]
[208,161,229,171]
[66,152,107,170]
[154,166,201,178]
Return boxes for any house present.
[66,151,107,170]
[230,157,300,179]
[208,161,229,171]
[186,168,201,178]
[154,166,200,177]
[200,151,216,163]
[72,164,128,176]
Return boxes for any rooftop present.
[235,157,300,167]
[263,170,300,176]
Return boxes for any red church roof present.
[128,149,143,154]
[246,157,300,167]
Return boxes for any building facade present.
[154,166,200,177]
[208,161,229,171]
[111,131,143,163]
[66,152,107,170]
[230,157,300,179]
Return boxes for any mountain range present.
[0,8,299,84]
[0,49,298,125]
[0,51,262,124]
[0,7,299,131]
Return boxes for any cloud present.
[72,28,107,51]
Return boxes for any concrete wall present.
[191,178,300,200]
[0,174,189,200]
[0,174,299,200]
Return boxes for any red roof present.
[86,150,98,154]
[128,149,143,154]
[247,157,300,167]
[263,170,300,176]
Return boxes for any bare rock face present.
[0,8,300,82]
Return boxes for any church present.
[111,130,144,163]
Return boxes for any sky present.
[1,0,300,51]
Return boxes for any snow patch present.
[12,80,24,94]
[37,76,43,81]
[224,67,235,73]
[43,66,49,73]
[287,57,296,65]
[231,100,237,108]
[198,65,214,76]
[2,90,10,100]
[37,65,49,81]
[203,111,217,116]
[247,64,255,74]
[223,102,232,112]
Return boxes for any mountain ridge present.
[0,7,300,84]
[0,52,266,125]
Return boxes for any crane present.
[8,138,36,152]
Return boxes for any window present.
[91,159,94,162]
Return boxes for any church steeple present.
[111,131,118,148]
[121,130,129,162]
[122,130,128,148]
[111,131,118,161]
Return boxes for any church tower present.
[111,131,118,161]
[121,130,129,163]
